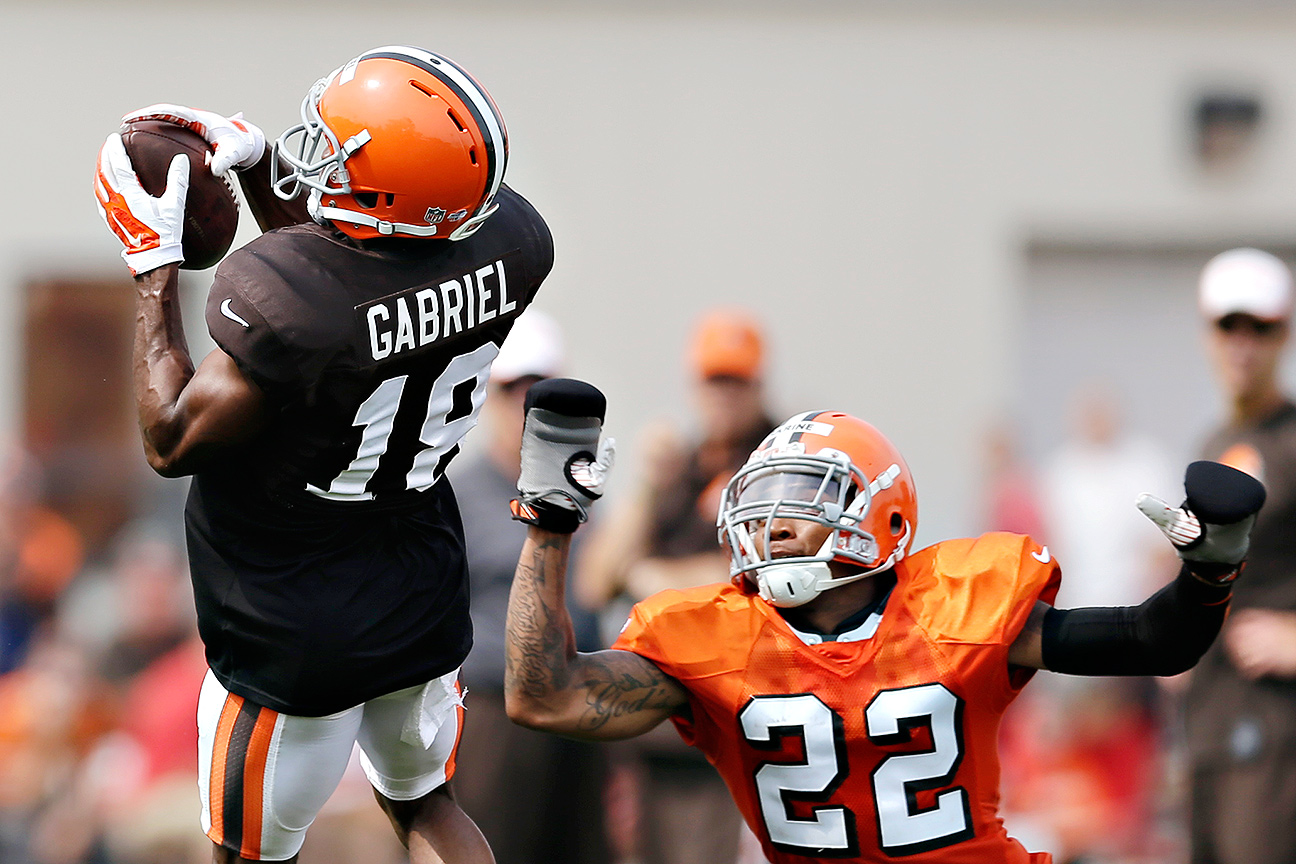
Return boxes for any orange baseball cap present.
[691,309,764,380]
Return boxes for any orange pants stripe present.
[206,691,279,859]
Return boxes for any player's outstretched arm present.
[1009,461,1265,675]
[96,132,267,476]
[503,378,689,739]
[133,266,266,477]
[505,527,690,740]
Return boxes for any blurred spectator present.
[1041,384,1176,609]
[980,422,1046,538]
[575,308,776,864]
[1184,247,1296,864]
[0,634,116,864]
[997,386,1177,863]
[49,525,207,864]
[448,308,609,864]
[56,525,194,685]
[577,308,776,609]
[0,446,84,676]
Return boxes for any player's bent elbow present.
[145,449,184,478]
[503,690,567,732]
[144,445,197,478]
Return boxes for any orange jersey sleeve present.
[613,584,764,745]
[614,585,761,680]
[903,532,1062,706]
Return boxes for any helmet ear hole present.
[354,192,379,209]
[890,511,903,535]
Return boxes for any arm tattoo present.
[574,653,682,732]
[505,529,688,735]
[505,533,574,699]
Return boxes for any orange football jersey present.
[613,532,1060,864]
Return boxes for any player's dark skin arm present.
[134,263,267,477]
[233,150,312,232]
[504,527,690,740]
[1008,603,1059,669]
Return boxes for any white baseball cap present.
[490,308,564,383]
[1199,247,1294,322]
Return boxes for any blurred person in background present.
[0,446,85,677]
[575,309,775,864]
[980,423,1046,541]
[448,308,609,864]
[1042,386,1176,611]
[0,634,116,864]
[578,308,777,612]
[1185,247,1296,864]
[51,526,209,864]
[999,386,1178,861]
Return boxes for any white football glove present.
[123,104,266,176]
[1137,460,1266,585]
[93,132,188,277]
[511,378,616,534]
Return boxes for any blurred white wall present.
[4,0,1296,543]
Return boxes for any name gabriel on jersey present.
[356,250,523,365]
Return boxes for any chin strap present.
[756,522,911,608]
[307,191,498,240]
[307,191,439,237]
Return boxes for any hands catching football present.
[1137,460,1266,585]
[122,105,265,176]
[94,132,189,277]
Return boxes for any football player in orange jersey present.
[502,379,1264,864]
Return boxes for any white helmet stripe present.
[360,46,507,213]
[766,410,826,450]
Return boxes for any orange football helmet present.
[272,46,507,240]
[718,411,918,607]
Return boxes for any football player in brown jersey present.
[502,380,1264,864]
[95,46,551,864]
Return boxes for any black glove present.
[510,378,615,534]
[1137,460,1267,585]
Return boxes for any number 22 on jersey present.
[739,683,972,858]
[308,342,499,501]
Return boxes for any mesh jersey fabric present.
[614,532,1060,864]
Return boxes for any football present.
[119,119,240,270]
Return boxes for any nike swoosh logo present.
[109,210,147,248]
[1031,545,1051,564]
[220,298,250,329]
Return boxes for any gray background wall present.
[4,0,1296,543]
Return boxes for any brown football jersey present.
[186,185,552,715]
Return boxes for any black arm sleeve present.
[1040,565,1232,676]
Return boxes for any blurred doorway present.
[1013,242,1296,471]
[23,277,140,552]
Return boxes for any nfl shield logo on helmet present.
[425,207,447,224]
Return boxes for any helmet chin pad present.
[756,562,831,608]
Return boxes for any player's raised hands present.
[1137,460,1266,584]
[93,132,188,276]
[511,378,615,534]
[122,104,265,176]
